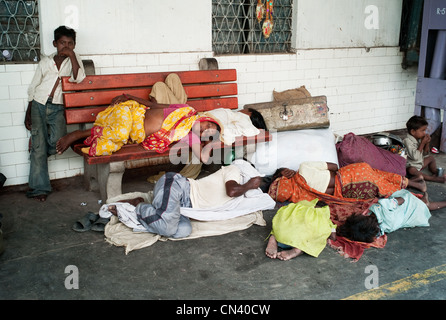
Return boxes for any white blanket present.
[204,108,260,145]
[251,128,339,176]
[104,211,266,254]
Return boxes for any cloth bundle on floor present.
[104,209,265,254]
[336,132,406,176]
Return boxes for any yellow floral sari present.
[83,101,200,156]
[83,100,147,156]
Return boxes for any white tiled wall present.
[0,46,417,187]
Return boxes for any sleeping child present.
[336,189,446,243]
[265,189,446,260]
[265,199,337,261]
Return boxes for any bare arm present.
[196,140,223,164]
[193,141,210,164]
[24,101,32,130]
[395,197,405,206]
[225,177,262,198]
[420,134,431,154]
[326,162,339,172]
[68,52,81,80]
[59,47,81,80]
[108,197,145,216]
[279,168,296,179]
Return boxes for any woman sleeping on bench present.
[56,74,221,163]
[57,73,267,163]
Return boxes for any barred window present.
[0,0,40,63]
[212,0,293,55]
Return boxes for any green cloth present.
[271,199,336,257]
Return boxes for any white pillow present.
[250,128,339,176]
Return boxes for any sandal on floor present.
[72,212,99,232]
[91,217,110,232]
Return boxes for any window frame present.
[212,0,293,55]
[0,0,40,63]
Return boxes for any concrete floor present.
[1,153,446,302]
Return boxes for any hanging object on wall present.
[262,0,274,38]
[256,0,265,23]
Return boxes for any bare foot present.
[430,175,446,183]
[119,197,145,207]
[410,175,424,183]
[408,177,427,193]
[421,192,430,206]
[108,205,118,216]
[56,130,90,154]
[277,248,303,261]
[32,194,47,202]
[109,197,145,216]
[265,234,278,259]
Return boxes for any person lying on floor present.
[336,189,446,243]
[100,160,264,238]
[268,161,427,203]
[265,199,337,261]
[264,161,428,260]
[265,189,446,261]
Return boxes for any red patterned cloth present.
[328,235,387,262]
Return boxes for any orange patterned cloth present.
[269,162,407,203]
[336,162,407,199]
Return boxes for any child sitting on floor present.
[403,115,446,183]
[336,189,446,243]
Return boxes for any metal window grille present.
[212,0,293,55]
[0,0,40,62]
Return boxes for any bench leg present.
[82,160,128,201]
[83,160,99,192]
[96,162,125,202]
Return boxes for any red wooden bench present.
[62,68,271,201]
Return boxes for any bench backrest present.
[61,69,238,125]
